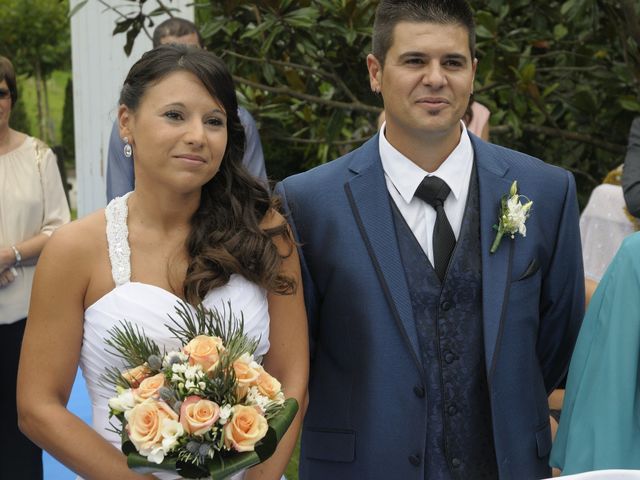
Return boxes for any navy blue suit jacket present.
[276,134,584,480]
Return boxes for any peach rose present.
[126,399,178,453]
[122,364,152,388]
[183,335,225,372]
[255,367,282,399]
[133,373,165,402]
[233,357,260,399]
[224,405,269,452]
[180,395,220,436]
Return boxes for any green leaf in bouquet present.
[121,427,136,456]
[255,398,299,461]
[207,451,261,480]
[128,452,218,479]
[176,459,211,479]
[127,452,179,474]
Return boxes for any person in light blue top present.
[550,232,640,474]
[106,18,266,202]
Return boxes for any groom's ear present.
[367,53,383,94]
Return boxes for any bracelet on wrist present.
[11,245,22,267]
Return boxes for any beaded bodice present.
[105,191,132,286]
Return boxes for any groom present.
[276,0,584,479]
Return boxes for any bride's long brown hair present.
[119,45,295,304]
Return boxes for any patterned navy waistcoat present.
[391,164,498,480]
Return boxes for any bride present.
[17,45,308,480]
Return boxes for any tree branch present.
[222,50,361,104]
[269,136,369,145]
[97,0,153,41]
[491,123,625,154]
[535,65,607,72]
[233,75,382,113]
[223,50,322,78]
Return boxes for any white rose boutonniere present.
[490,181,533,254]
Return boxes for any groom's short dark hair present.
[372,0,476,67]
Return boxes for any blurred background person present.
[550,231,640,474]
[581,115,640,308]
[463,96,490,141]
[0,55,70,479]
[579,164,639,307]
[622,117,640,218]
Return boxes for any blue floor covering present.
[42,369,91,479]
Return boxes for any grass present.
[18,69,70,145]
[285,439,300,479]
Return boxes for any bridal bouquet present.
[103,302,298,479]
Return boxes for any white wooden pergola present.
[69,0,194,217]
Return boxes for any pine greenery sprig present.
[166,301,259,361]
[201,360,239,406]
[105,417,124,437]
[101,366,131,391]
[105,320,162,368]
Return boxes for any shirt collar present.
[379,121,473,205]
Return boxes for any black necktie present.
[415,176,456,282]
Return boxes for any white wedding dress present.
[78,193,271,480]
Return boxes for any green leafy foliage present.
[110,0,639,206]
[0,0,70,143]
[472,0,639,206]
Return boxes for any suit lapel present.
[345,136,423,374]
[473,137,515,382]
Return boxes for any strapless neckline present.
[86,281,184,313]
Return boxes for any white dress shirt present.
[379,122,475,266]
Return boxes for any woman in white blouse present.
[0,55,70,479]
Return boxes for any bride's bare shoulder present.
[43,209,107,261]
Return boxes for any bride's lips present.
[175,154,206,164]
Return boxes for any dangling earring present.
[123,137,132,158]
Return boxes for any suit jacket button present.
[443,350,456,363]
[413,385,425,398]
[441,301,451,311]
[451,457,461,468]
[447,404,458,416]
[408,454,421,466]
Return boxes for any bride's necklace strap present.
[105,191,133,287]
